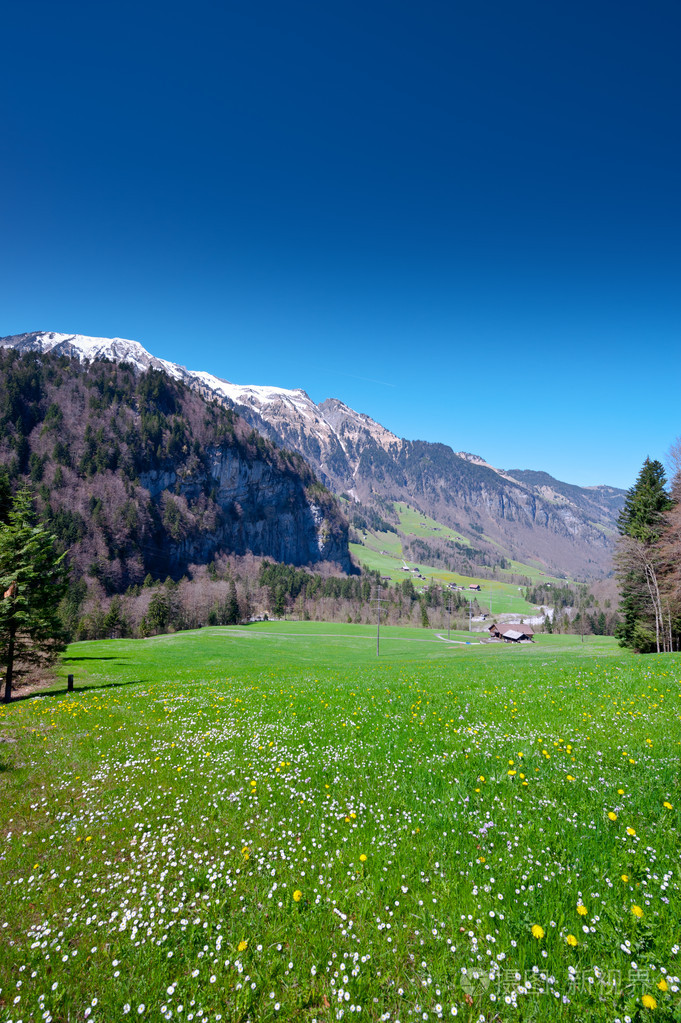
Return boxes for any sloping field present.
[1,625,679,1022]
[349,543,538,616]
[351,503,567,614]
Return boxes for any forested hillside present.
[0,350,351,592]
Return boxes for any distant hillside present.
[0,332,625,579]
[0,349,351,590]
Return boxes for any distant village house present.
[487,622,535,642]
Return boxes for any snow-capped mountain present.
[0,331,182,376]
[0,330,625,577]
[0,331,398,492]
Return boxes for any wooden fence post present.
[67,674,74,692]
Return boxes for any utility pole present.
[371,583,387,656]
[469,597,473,632]
[446,596,453,640]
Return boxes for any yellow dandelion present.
[618,788,625,794]
[359,854,367,862]
[631,905,644,918]
[566,774,575,781]
[238,940,248,952]
[293,889,303,902]
[531,924,545,939]
[478,775,485,782]
[663,801,672,810]
[657,978,668,992]
[641,994,657,1009]
[577,904,588,916]
[508,769,516,776]
[626,827,636,836]
[566,934,578,947]
[608,811,618,821]
[621,874,629,883]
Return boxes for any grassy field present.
[348,545,538,616]
[1,624,679,1022]
[351,503,567,615]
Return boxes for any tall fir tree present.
[615,458,672,652]
[0,490,69,701]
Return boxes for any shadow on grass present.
[62,656,123,662]
[10,678,147,704]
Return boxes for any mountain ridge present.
[0,331,625,578]
[0,344,352,590]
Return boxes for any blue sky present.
[2,0,679,489]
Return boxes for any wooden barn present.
[487,622,535,642]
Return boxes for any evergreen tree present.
[617,458,671,543]
[225,580,239,625]
[615,458,672,652]
[104,596,127,638]
[0,490,69,701]
[147,591,171,633]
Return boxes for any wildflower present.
[631,906,644,918]
[293,890,303,902]
[566,774,575,781]
[359,854,367,862]
[577,905,587,916]
[641,994,657,1009]
[657,978,668,991]
[618,788,625,794]
[663,801,672,810]
[608,812,617,821]
[238,940,248,952]
[531,925,545,939]
[621,874,629,883]
[626,827,636,836]
[507,770,516,776]
[566,934,578,947]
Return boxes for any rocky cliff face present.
[0,347,351,589]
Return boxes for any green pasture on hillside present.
[349,544,538,615]
[351,502,569,612]
[1,624,679,1023]
[394,504,471,547]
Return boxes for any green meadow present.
[350,503,566,614]
[1,624,679,1022]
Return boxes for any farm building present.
[488,622,535,642]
